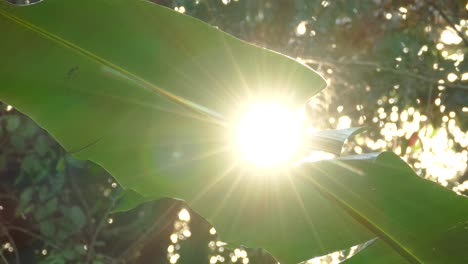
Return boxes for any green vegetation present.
[1,0,467,263]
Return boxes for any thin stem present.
[85,194,118,263]
[1,227,20,264]
[5,226,60,249]
[0,250,9,264]
[117,201,181,261]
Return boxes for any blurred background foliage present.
[1,0,467,263]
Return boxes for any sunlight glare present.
[235,102,304,167]
[440,27,462,45]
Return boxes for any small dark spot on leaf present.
[67,66,79,78]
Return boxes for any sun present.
[234,102,304,168]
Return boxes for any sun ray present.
[203,165,247,222]
[189,161,240,205]
[285,172,325,252]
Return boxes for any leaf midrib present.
[0,7,225,126]
[307,170,422,264]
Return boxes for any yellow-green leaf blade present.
[0,1,369,263]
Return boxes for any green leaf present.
[39,221,56,237]
[0,0,325,155]
[34,197,57,221]
[298,152,468,263]
[51,172,65,192]
[55,157,65,172]
[308,127,367,155]
[11,133,26,150]
[5,115,20,132]
[113,189,156,213]
[61,249,77,261]
[0,0,329,261]
[34,134,49,156]
[65,155,85,169]
[67,206,86,229]
[38,185,50,201]
[21,118,38,137]
[20,154,40,173]
[45,197,58,216]
[18,187,33,207]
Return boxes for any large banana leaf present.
[0,1,369,262]
[1,1,468,263]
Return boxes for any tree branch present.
[302,58,468,91]
[428,1,468,47]
[85,194,118,263]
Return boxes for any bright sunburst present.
[235,102,304,168]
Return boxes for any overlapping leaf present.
[300,152,468,263]
[308,127,367,155]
